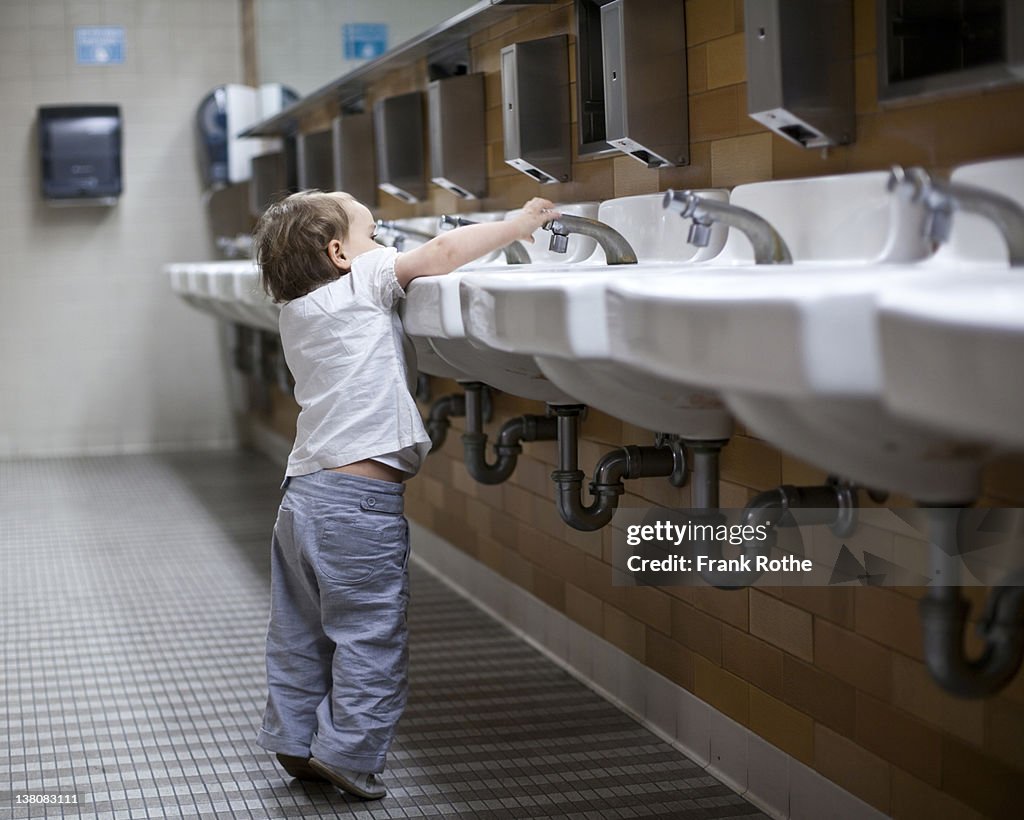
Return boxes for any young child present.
[252,190,557,800]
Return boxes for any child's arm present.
[394,197,558,288]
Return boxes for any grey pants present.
[256,470,410,773]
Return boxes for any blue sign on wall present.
[75,26,125,65]
[342,23,388,60]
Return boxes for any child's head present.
[255,190,362,303]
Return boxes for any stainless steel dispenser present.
[744,0,854,148]
[600,0,689,168]
[296,128,333,190]
[373,91,427,203]
[501,35,571,184]
[331,112,377,205]
[428,73,487,199]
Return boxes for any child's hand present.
[512,197,559,243]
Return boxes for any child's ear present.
[326,239,351,271]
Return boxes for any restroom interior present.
[3,0,1024,818]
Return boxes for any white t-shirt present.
[278,245,432,478]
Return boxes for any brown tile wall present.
[255,1,1024,816]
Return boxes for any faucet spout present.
[375,219,436,251]
[887,165,1024,267]
[543,214,638,265]
[663,189,793,265]
[438,215,531,264]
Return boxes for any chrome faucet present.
[375,219,435,251]
[437,215,531,264]
[887,165,1024,267]
[663,189,792,265]
[543,215,638,265]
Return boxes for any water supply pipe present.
[461,382,557,485]
[919,506,1024,698]
[697,479,857,589]
[551,406,687,531]
[425,385,493,452]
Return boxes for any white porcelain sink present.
[401,202,600,400]
[878,276,1024,449]
[166,260,280,333]
[456,191,735,435]
[875,156,1024,450]
[601,169,1021,501]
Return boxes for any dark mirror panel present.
[878,0,1023,103]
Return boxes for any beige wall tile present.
[645,628,695,690]
[612,155,661,197]
[603,603,646,660]
[855,691,942,786]
[890,769,986,820]
[891,654,985,747]
[721,625,784,698]
[814,724,892,814]
[685,0,736,46]
[671,599,723,663]
[693,654,749,723]
[783,655,856,735]
[566,583,604,635]
[711,132,773,188]
[986,697,1024,770]
[749,590,813,661]
[748,686,814,765]
[941,735,1023,820]
[719,433,783,491]
[705,32,746,89]
[854,586,925,660]
[815,618,892,702]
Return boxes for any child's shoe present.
[275,753,326,782]
[308,758,387,799]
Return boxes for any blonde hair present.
[254,190,357,303]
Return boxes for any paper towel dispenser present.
[428,73,487,199]
[38,104,122,204]
[744,0,854,148]
[332,113,377,205]
[374,92,427,203]
[501,35,571,184]
[601,0,688,168]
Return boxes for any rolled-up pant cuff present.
[310,738,387,774]
[256,727,312,759]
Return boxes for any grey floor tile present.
[1,451,764,819]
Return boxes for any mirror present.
[253,0,482,95]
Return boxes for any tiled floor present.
[1,451,764,819]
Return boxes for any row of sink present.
[167,156,1024,504]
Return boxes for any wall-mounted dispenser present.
[296,128,333,190]
[195,84,259,190]
[744,0,854,148]
[195,83,297,191]
[601,0,689,168]
[501,35,571,184]
[374,91,427,203]
[428,73,487,199]
[332,112,377,205]
[38,105,122,204]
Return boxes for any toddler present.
[252,190,557,799]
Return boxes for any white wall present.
[255,0,479,94]
[0,0,243,457]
